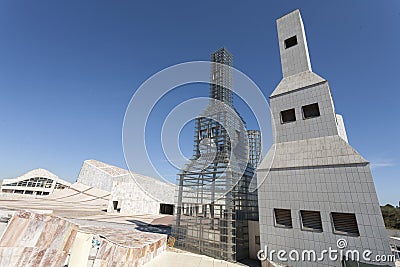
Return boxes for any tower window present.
[300,210,323,232]
[302,103,320,119]
[274,208,293,228]
[331,212,360,236]
[284,36,298,49]
[280,108,296,123]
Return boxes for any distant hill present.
[381,204,400,230]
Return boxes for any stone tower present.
[257,10,392,267]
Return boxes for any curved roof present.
[81,160,176,204]
[2,168,70,186]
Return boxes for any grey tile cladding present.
[257,9,393,267]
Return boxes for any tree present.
[381,204,400,229]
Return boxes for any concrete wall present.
[107,176,161,215]
[248,220,261,260]
[387,229,400,238]
[77,160,175,216]
[77,161,115,192]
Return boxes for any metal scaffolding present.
[247,130,262,168]
[172,48,259,262]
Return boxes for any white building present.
[1,168,70,196]
[257,10,392,266]
[77,160,176,215]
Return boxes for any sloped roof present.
[2,168,70,186]
[83,160,176,204]
[258,135,368,171]
[85,160,129,177]
[270,70,326,98]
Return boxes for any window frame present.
[299,210,323,233]
[302,103,321,120]
[273,208,293,229]
[331,212,360,237]
[280,108,296,124]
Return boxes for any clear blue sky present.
[0,1,398,205]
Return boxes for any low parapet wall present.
[0,210,167,266]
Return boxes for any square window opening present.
[302,103,320,119]
[284,36,298,49]
[300,210,323,232]
[274,208,293,228]
[331,212,360,236]
[280,108,296,124]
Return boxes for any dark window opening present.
[284,36,298,49]
[160,203,174,215]
[113,201,121,213]
[300,210,323,232]
[274,208,293,228]
[255,235,260,245]
[331,212,360,236]
[302,103,320,119]
[280,108,296,124]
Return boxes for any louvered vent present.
[274,209,292,228]
[300,210,323,232]
[331,212,360,236]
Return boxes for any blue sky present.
[0,1,399,205]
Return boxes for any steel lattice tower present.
[247,130,262,168]
[172,48,259,262]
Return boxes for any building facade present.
[1,168,70,196]
[77,159,175,215]
[257,10,392,266]
[172,48,260,262]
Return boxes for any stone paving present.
[0,183,173,266]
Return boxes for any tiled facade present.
[257,10,392,266]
